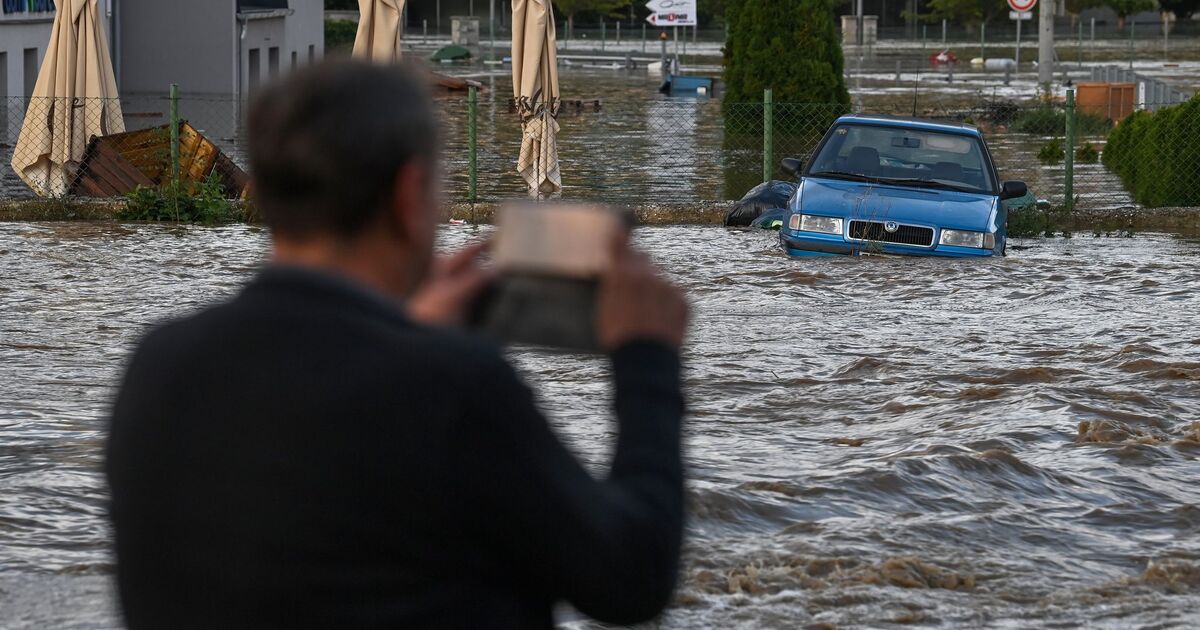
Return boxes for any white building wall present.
[0,14,54,98]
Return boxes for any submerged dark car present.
[779,115,1030,258]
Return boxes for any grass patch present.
[1008,203,1073,237]
[118,175,253,224]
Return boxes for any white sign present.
[1007,0,1037,12]
[1009,10,1032,20]
[646,0,697,27]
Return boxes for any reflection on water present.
[2,223,1199,628]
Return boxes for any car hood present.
[795,177,998,230]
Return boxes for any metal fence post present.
[763,88,774,183]
[980,22,985,63]
[1077,18,1083,68]
[169,83,180,191]
[1065,88,1075,210]
[1129,20,1135,69]
[468,86,478,205]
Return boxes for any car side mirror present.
[1000,180,1027,200]
[781,157,804,177]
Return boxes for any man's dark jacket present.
[106,267,685,629]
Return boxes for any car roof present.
[834,114,982,137]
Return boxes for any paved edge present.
[2,199,1199,233]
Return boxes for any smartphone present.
[469,203,629,352]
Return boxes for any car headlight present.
[791,214,843,235]
[939,229,994,249]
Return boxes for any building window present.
[248,48,260,93]
[0,52,8,99]
[237,0,288,9]
[291,51,297,71]
[23,48,38,97]
[308,45,315,64]
[268,47,280,80]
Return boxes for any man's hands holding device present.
[408,205,688,353]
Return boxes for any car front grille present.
[848,220,935,247]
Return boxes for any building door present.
[23,48,38,97]
[248,48,261,93]
[268,47,280,80]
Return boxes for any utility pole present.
[1037,0,1054,89]
[855,0,864,46]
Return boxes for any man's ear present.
[388,160,431,242]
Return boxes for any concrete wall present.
[5,0,322,98]
[0,18,54,98]
[241,0,323,94]
[286,0,324,67]
[241,16,287,95]
[119,0,237,94]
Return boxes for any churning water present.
[1,222,1198,628]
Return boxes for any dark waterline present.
[1,223,1198,627]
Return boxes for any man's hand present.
[596,235,689,352]
[407,241,494,327]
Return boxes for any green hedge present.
[325,20,358,51]
[1103,96,1200,207]
[1011,107,1111,136]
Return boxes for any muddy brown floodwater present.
[1,222,1198,628]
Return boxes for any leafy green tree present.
[1104,0,1157,29]
[722,0,849,106]
[1065,0,1104,14]
[553,0,628,33]
[904,0,1008,32]
[1159,0,1200,18]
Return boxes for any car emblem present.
[884,221,900,233]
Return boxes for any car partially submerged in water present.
[778,115,1029,258]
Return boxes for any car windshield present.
[808,123,994,194]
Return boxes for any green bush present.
[1103,96,1200,207]
[120,175,241,224]
[325,19,358,51]
[1075,142,1100,164]
[722,0,849,111]
[1012,107,1111,135]
[1038,138,1065,164]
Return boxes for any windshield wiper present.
[808,170,881,183]
[874,177,981,193]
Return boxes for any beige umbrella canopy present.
[12,0,124,197]
[353,0,405,63]
[512,0,561,197]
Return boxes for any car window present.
[809,124,994,193]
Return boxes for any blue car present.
[778,115,1029,258]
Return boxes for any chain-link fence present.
[2,93,247,203]
[4,88,1199,212]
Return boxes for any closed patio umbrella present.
[11,0,123,197]
[512,0,561,197]
[353,0,404,63]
